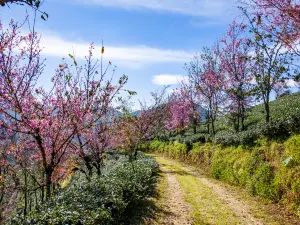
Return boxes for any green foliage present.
[10,154,159,225]
[284,135,300,166]
[149,139,166,153]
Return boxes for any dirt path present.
[154,155,300,225]
[165,160,263,225]
[160,165,193,225]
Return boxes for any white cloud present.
[286,79,299,87]
[152,74,188,85]
[76,0,235,17]
[40,33,194,68]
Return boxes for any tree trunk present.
[78,135,93,179]
[192,106,197,134]
[211,119,215,136]
[24,170,28,216]
[241,103,245,131]
[237,101,241,132]
[264,98,270,123]
[41,185,44,203]
[207,121,210,134]
[192,115,197,134]
[134,149,138,160]
[45,167,53,199]
[86,160,93,178]
[29,193,32,211]
[96,166,101,176]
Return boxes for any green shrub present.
[260,119,290,141]
[249,163,276,199]
[212,146,251,185]
[214,129,261,146]
[149,139,165,153]
[284,135,300,166]
[10,154,159,225]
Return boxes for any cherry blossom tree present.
[112,87,170,160]
[164,89,195,135]
[219,21,253,131]
[0,18,129,200]
[246,0,300,56]
[187,45,226,135]
[180,77,201,134]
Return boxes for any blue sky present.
[1,0,239,108]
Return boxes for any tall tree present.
[241,7,293,123]
[187,45,226,135]
[180,76,201,134]
[220,21,253,132]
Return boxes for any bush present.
[259,119,290,141]
[214,129,260,146]
[284,135,300,166]
[10,154,159,225]
[149,139,165,153]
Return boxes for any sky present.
[1,0,239,109]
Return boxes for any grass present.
[155,156,243,225]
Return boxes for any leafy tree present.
[241,7,293,123]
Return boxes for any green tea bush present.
[214,129,261,146]
[10,154,159,225]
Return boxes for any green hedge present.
[10,154,159,225]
